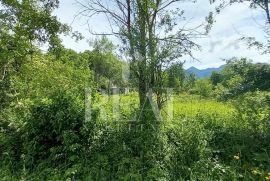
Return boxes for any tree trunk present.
[265,0,270,24]
[137,0,148,114]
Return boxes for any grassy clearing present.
[2,92,269,180]
[171,93,234,119]
[98,93,234,124]
[92,92,270,180]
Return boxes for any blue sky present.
[54,0,270,69]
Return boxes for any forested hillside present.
[186,65,225,79]
[0,0,270,180]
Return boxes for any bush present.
[22,92,94,179]
[234,91,270,133]
[165,118,213,180]
[189,79,213,98]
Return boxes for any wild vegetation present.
[0,0,270,180]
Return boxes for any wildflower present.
[233,155,240,160]
[252,169,261,175]
[17,102,23,106]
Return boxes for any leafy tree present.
[88,36,124,92]
[92,35,115,54]
[186,72,196,90]
[76,2,213,179]
[0,51,94,178]
[210,71,224,86]
[16,53,92,102]
[213,58,270,99]
[57,49,88,65]
[195,79,213,98]
[245,62,270,91]
[166,62,186,92]
[0,0,68,109]
[0,0,68,54]
[0,2,70,165]
[77,0,211,111]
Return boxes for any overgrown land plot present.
[1,0,270,180]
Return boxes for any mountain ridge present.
[186,65,225,79]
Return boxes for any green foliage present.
[210,71,223,86]
[0,46,94,180]
[166,62,186,92]
[16,53,92,100]
[186,73,196,90]
[0,0,68,50]
[1,1,270,180]
[165,119,213,180]
[2,90,270,180]
[0,0,68,112]
[171,94,234,119]
[193,79,213,98]
[0,113,22,178]
[76,36,126,92]
[88,50,124,91]
[212,58,270,100]
[22,92,93,179]
[234,91,270,133]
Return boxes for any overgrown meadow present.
[1,73,270,180]
[1,0,270,180]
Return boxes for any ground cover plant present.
[1,0,270,180]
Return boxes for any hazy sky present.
[54,0,270,69]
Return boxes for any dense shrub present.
[212,59,270,100]
[234,91,270,133]
[2,91,270,180]
[21,92,94,179]
[207,91,270,180]
[194,79,213,98]
[0,114,23,179]
[165,119,213,180]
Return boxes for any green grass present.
[98,92,235,124]
[93,92,270,180]
[2,92,270,180]
[170,93,234,118]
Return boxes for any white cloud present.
[55,0,270,68]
